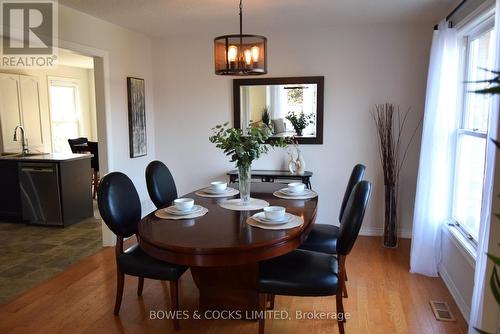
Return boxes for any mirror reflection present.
[240,84,318,138]
[234,77,323,144]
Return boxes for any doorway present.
[0,47,109,305]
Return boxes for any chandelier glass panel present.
[214,0,267,75]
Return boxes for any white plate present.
[252,212,292,225]
[279,188,311,196]
[203,187,232,195]
[165,204,203,216]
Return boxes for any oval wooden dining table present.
[138,182,318,311]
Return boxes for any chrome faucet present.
[13,125,29,155]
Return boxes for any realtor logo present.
[1,0,58,67]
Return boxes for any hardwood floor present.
[0,236,468,334]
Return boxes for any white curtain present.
[410,21,460,276]
[267,85,282,120]
[469,1,500,331]
[241,87,250,131]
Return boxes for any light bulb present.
[227,45,238,62]
[244,49,252,65]
[251,46,260,62]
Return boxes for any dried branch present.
[370,104,423,194]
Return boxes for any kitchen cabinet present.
[0,74,22,152]
[19,75,44,148]
[0,73,44,153]
[0,160,22,221]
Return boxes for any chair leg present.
[266,294,275,310]
[92,170,96,199]
[341,258,348,298]
[259,293,267,334]
[342,279,348,298]
[336,292,345,334]
[137,277,144,296]
[92,170,100,199]
[170,280,180,331]
[114,270,125,315]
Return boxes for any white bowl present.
[174,198,194,211]
[210,181,227,192]
[264,206,286,220]
[288,182,305,194]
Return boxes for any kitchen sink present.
[1,152,48,157]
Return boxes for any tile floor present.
[0,216,102,304]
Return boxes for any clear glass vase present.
[238,165,251,204]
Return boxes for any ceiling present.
[59,0,458,38]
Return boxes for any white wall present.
[57,5,157,214]
[439,226,475,321]
[152,23,431,236]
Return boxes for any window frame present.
[47,77,83,153]
[450,14,496,245]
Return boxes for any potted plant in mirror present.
[262,107,270,127]
[371,103,422,248]
[209,122,288,205]
[286,111,314,136]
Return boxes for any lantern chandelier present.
[214,0,267,75]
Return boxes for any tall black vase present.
[383,184,398,248]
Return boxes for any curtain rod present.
[433,0,468,30]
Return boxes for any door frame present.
[56,39,115,246]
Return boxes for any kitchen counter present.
[0,153,93,225]
[0,152,92,162]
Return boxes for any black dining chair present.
[68,137,88,153]
[145,160,178,208]
[258,181,371,334]
[87,141,100,199]
[299,163,366,297]
[97,172,188,330]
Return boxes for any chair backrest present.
[145,161,178,208]
[87,141,99,171]
[68,137,88,153]
[336,180,371,256]
[338,164,366,222]
[97,172,141,238]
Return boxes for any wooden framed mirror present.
[233,76,324,144]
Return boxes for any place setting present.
[195,181,239,198]
[155,198,208,220]
[273,182,318,200]
[247,206,304,230]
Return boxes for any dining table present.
[138,182,318,311]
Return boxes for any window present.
[283,84,317,136]
[452,19,496,242]
[48,79,81,154]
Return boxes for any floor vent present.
[430,301,455,322]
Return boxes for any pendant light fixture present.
[214,0,267,76]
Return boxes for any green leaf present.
[473,86,500,94]
[490,266,500,305]
[487,254,500,266]
[209,121,288,167]
[491,139,500,151]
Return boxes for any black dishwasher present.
[19,162,63,226]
